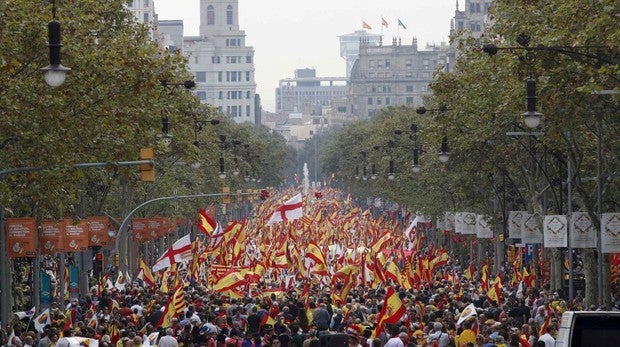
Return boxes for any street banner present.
[455,212,476,234]
[87,216,109,246]
[476,215,493,239]
[601,213,620,253]
[69,264,79,295]
[571,212,597,248]
[132,218,149,242]
[64,219,89,252]
[520,213,543,244]
[444,212,455,231]
[508,211,526,239]
[147,217,165,239]
[40,271,52,306]
[6,217,36,258]
[543,215,567,248]
[40,219,66,254]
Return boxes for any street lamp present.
[41,0,70,87]
[523,77,542,128]
[438,136,450,163]
[412,148,421,173]
[415,106,450,163]
[395,123,422,173]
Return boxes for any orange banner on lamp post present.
[147,217,164,239]
[6,218,36,258]
[64,219,89,252]
[40,219,66,254]
[87,216,109,246]
[132,218,149,242]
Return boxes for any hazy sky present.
[155,0,460,112]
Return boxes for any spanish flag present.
[373,286,405,337]
[198,207,217,236]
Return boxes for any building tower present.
[339,30,381,78]
[183,0,257,123]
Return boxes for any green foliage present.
[0,0,293,220]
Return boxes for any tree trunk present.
[550,248,564,293]
[583,249,597,307]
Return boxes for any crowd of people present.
[2,268,619,347]
[2,189,619,347]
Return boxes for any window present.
[369,60,376,68]
[386,97,390,105]
[376,98,382,105]
[367,98,373,105]
[143,0,149,6]
[406,97,414,104]
[227,5,234,25]
[246,91,251,99]
[405,59,412,68]
[218,91,223,99]
[406,85,413,92]
[218,72,222,82]
[246,55,253,64]
[207,5,215,25]
[458,21,464,31]
[385,60,391,68]
[196,91,206,100]
[196,72,206,83]
[246,105,251,117]
[246,71,251,81]
[337,106,347,113]
[127,1,134,7]
[143,13,149,23]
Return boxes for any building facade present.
[275,69,347,115]
[347,38,453,119]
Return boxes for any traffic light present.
[93,252,103,278]
[260,189,270,200]
[140,147,155,182]
[222,186,231,204]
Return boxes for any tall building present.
[275,69,347,115]
[182,0,257,123]
[451,0,493,39]
[339,30,382,78]
[347,38,453,119]
[126,0,157,24]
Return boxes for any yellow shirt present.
[458,329,476,347]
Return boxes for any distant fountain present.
[303,163,309,195]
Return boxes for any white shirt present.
[158,335,179,347]
[384,336,405,347]
[538,333,555,347]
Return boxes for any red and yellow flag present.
[373,286,405,337]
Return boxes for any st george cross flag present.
[266,193,303,225]
[152,234,193,272]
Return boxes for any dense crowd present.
[2,268,619,347]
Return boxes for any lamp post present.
[482,33,617,129]
[41,0,70,87]
[415,106,450,163]
[395,124,422,174]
